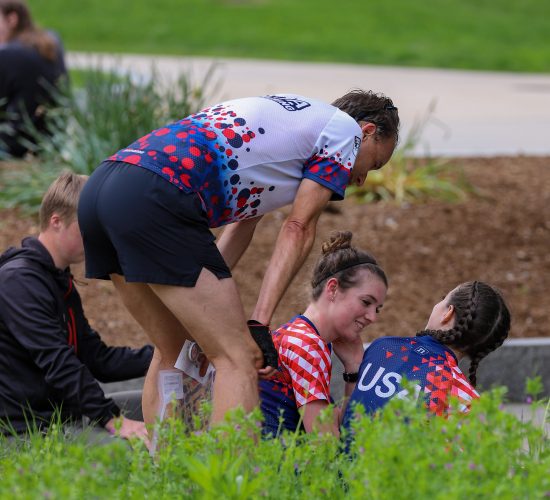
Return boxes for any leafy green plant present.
[523,376,549,460]
[0,64,220,213]
[0,389,548,499]
[525,375,544,403]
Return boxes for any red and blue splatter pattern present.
[109,95,360,227]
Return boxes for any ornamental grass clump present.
[0,388,548,498]
[347,105,475,205]
[0,65,219,213]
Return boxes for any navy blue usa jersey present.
[342,335,479,431]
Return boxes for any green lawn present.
[28,0,549,72]
[1,394,549,498]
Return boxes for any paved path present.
[68,52,550,157]
[101,378,548,433]
[505,403,548,431]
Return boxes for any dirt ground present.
[1,156,549,347]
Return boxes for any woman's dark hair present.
[332,89,400,142]
[417,281,511,386]
[0,0,57,61]
[311,230,388,300]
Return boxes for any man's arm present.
[78,326,153,383]
[68,290,154,383]
[216,215,264,269]
[0,266,120,426]
[252,179,333,325]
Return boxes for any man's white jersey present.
[110,94,362,227]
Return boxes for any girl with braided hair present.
[342,281,511,432]
[259,230,388,437]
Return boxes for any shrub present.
[0,389,548,499]
[347,105,476,205]
[0,64,219,213]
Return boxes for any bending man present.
[77,90,400,426]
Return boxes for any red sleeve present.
[424,354,480,417]
[278,333,332,408]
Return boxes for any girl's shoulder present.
[368,335,418,350]
[275,315,320,341]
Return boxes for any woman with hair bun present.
[342,280,511,432]
[0,0,67,157]
[260,230,388,437]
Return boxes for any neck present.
[302,302,335,343]
[38,231,68,270]
[449,346,465,361]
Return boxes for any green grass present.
[0,390,548,498]
[28,0,550,72]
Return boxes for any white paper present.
[158,369,184,402]
[174,340,215,384]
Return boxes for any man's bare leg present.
[110,275,191,426]
[142,349,162,426]
[150,269,263,422]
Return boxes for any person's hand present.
[105,416,150,448]
[247,320,279,371]
[332,333,365,374]
[258,365,278,379]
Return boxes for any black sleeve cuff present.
[96,403,121,428]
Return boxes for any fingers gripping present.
[247,320,279,369]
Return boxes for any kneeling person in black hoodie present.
[0,171,153,442]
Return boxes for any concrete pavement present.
[67,52,550,157]
[101,379,548,433]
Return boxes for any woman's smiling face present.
[328,269,387,341]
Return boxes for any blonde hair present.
[39,171,88,230]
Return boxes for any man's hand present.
[105,416,150,448]
[247,320,279,377]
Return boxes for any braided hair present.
[417,281,511,386]
[311,231,387,300]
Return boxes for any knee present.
[211,341,263,374]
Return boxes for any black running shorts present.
[78,160,231,286]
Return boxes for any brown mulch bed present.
[1,156,548,347]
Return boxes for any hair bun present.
[321,231,353,254]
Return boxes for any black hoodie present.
[0,237,153,434]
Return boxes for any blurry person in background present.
[0,0,67,158]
